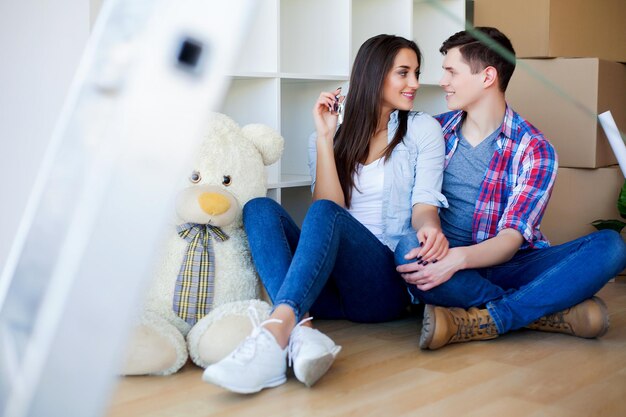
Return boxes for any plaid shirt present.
[435,105,557,249]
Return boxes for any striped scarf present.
[173,223,229,325]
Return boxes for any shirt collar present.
[389,109,399,125]
[448,104,515,152]
[500,104,515,140]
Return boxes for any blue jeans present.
[394,230,626,333]
[243,198,410,323]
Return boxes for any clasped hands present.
[396,227,463,292]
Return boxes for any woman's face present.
[381,48,420,113]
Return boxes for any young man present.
[395,27,626,350]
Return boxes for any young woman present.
[203,34,449,393]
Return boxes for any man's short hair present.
[440,27,516,92]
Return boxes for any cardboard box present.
[474,0,626,62]
[541,166,626,276]
[540,166,624,246]
[506,58,626,168]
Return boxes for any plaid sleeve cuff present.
[498,214,533,244]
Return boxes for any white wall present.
[0,0,98,269]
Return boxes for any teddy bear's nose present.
[198,192,230,215]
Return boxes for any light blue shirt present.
[308,110,448,250]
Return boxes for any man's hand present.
[396,247,466,291]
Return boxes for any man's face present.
[439,47,485,112]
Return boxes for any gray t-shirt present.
[440,127,500,247]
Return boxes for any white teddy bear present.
[122,112,283,375]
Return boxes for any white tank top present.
[348,157,385,240]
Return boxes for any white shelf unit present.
[414,0,468,85]
[221,0,465,225]
[351,0,413,63]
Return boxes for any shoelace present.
[453,315,496,341]
[535,311,571,330]
[287,316,314,367]
[453,316,478,341]
[230,306,283,364]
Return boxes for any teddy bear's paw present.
[120,319,188,376]
[187,299,271,368]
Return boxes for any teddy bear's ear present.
[241,124,284,166]
[206,112,239,133]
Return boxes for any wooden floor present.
[105,282,626,417]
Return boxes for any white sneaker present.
[289,318,342,387]
[202,311,287,394]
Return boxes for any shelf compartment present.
[280,0,350,76]
[351,0,413,63]
[234,0,279,74]
[280,78,345,179]
[413,0,466,85]
[221,77,280,185]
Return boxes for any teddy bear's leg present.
[187,300,271,368]
[120,312,189,376]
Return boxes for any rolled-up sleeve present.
[409,114,448,208]
[497,137,557,243]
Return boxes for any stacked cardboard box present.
[474,0,626,62]
[506,58,626,168]
[540,166,623,245]
[475,0,626,275]
[539,166,625,277]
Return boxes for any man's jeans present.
[243,198,410,323]
[394,230,626,333]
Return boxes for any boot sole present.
[419,305,436,350]
[294,346,341,387]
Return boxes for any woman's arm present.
[406,114,449,263]
[410,203,448,263]
[311,89,346,206]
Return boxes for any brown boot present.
[526,296,610,338]
[420,305,499,350]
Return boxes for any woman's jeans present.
[394,230,626,333]
[243,197,410,322]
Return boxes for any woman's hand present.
[414,225,449,264]
[408,205,449,265]
[397,246,465,291]
[312,87,343,139]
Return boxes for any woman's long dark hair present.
[334,34,421,208]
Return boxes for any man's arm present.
[447,227,523,269]
[496,138,557,246]
[398,133,557,291]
